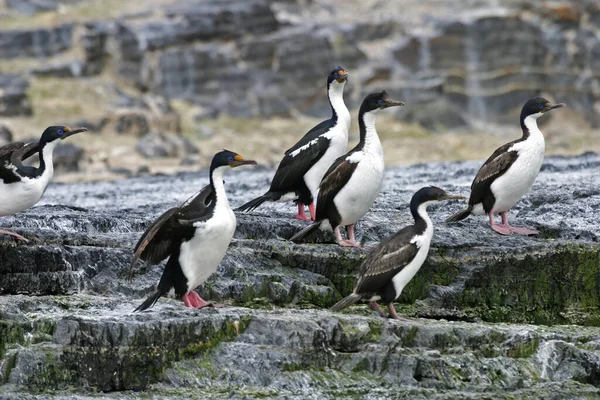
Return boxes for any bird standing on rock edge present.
[446,97,565,235]
[131,150,256,312]
[236,66,351,221]
[331,187,464,319]
[0,126,87,241]
[290,91,404,247]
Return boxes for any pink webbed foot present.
[0,229,28,242]
[337,240,361,248]
[491,224,512,235]
[508,226,538,236]
[294,203,311,221]
[183,293,193,308]
[369,301,386,318]
[188,291,210,308]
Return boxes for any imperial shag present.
[0,126,87,241]
[132,150,256,312]
[446,97,565,235]
[331,187,464,319]
[236,66,350,221]
[290,91,404,247]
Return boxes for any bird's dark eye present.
[538,104,544,109]
[57,129,64,135]
[378,100,385,105]
[228,156,234,162]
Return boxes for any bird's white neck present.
[328,81,350,129]
[361,112,382,156]
[522,114,546,154]
[210,166,229,208]
[411,201,435,247]
[39,140,58,179]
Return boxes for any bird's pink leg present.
[295,203,311,221]
[344,224,361,247]
[501,212,538,235]
[0,229,28,242]
[308,202,316,221]
[369,301,386,318]
[188,291,210,308]
[489,210,511,235]
[183,293,193,308]
[387,303,408,321]
[334,226,357,247]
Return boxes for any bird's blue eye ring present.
[228,156,234,162]
[57,129,64,135]
[538,104,544,109]
[378,99,386,105]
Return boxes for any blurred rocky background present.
[0,0,598,179]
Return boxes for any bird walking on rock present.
[0,126,87,241]
[446,97,565,235]
[131,150,256,312]
[331,187,464,319]
[236,66,350,221]
[290,91,404,247]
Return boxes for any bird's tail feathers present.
[235,193,277,212]
[290,221,322,243]
[133,290,162,312]
[331,293,362,311]
[445,206,472,223]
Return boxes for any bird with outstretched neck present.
[131,150,256,312]
[236,66,350,221]
[0,126,87,241]
[290,91,404,247]
[331,187,464,319]
[446,97,565,235]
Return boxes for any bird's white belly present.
[304,134,347,199]
[0,175,49,216]
[334,156,384,226]
[490,148,544,213]
[178,208,236,292]
[391,238,431,299]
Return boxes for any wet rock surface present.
[0,153,599,398]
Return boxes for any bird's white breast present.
[391,204,434,299]
[334,151,384,226]
[0,166,53,216]
[178,204,236,292]
[490,119,545,213]
[303,124,349,199]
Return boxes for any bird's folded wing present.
[272,134,331,190]
[0,142,26,183]
[354,227,419,294]
[469,147,519,205]
[315,157,357,216]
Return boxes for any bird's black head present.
[327,66,348,86]
[520,97,566,121]
[210,150,257,170]
[360,91,405,114]
[40,126,87,145]
[410,186,465,220]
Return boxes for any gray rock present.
[0,75,32,117]
[52,143,85,172]
[0,24,73,59]
[81,21,113,76]
[0,123,13,145]
[30,61,85,78]
[114,111,150,137]
[135,132,198,158]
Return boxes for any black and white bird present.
[131,150,256,312]
[236,66,350,221]
[331,187,464,319]
[446,97,565,235]
[290,91,404,247]
[0,126,87,241]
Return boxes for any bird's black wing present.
[468,141,520,207]
[353,225,420,294]
[270,119,335,191]
[0,142,24,183]
[315,154,357,218]
[129,185,215,279]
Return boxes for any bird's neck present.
[358,111,382,155]
[328,82,350,128]
[521,114,544,140]
[209,166,229,208]
[410,200,434,237]
[38,140,58,177]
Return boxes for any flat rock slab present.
[0,153,599,398]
